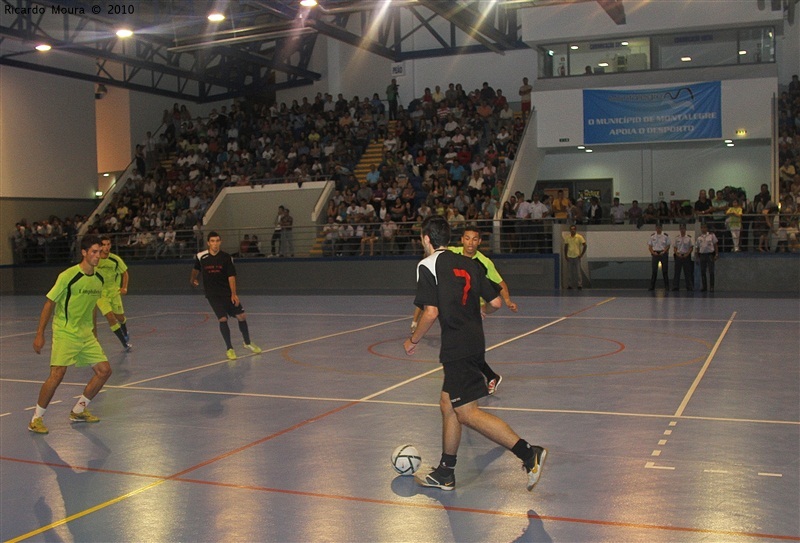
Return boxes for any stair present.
[309,235,325,256]
[352,120,397,184]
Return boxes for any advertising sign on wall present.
[583,81,721,144]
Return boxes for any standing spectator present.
[518,77,533,119]
[647,223,670,291]
[610,197,626,224]
[386,78,399,121]
[671,223,694,291]
[587,196,603,224]
[280,207,295,257]
[726,198,743,252]
[529,193,549,253]
[190,231,262,360]
[695,222,718,292]
[403,216,546,492]
[563,224,587,290]
[28,235,112,434]
[551,190,569,222]
[268,207,284,257]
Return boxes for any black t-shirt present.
[194,250,236,297]
[694,199,711,213]
[414,250,500,363]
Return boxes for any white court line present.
[119,316,410,387]
[759,472,783,477]
[644,462,675,470]
[0,412,10,417]
[704,469,729,474]
[673,311,737,418]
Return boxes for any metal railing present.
[9,213,798,265]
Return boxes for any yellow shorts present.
[50,333,107,368]
[97,293,124,316]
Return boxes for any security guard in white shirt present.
[695,222,719,292]
[671,223,694,291]
[648,223,670,290]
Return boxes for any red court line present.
[5,454,797,541]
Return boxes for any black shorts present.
[442,353,488,408]
[207,295,245,319]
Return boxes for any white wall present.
[535,77,777,148]
[538,143,769,204]
[518,0,784,44]
[0,66,98,199]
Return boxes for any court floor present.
[1,293,798,542]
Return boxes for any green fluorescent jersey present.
[448,246,503,283]
[96,253,127,296]
[46,265,105,338]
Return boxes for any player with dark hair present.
[404,216,546,491]
[96,235,132,351]
[29,235,112,434]
[191,231,261,360]
[410,225,517,394]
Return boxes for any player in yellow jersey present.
[96,236,132,351]
[29,235,112,434]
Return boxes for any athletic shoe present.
[524,445,547,491]
[416,468,455,491]
[244,343,262,354]
[226,349,237,360]
[487,375,503,396]
[28,417,48,434]
[70,410,100,423]
[124,343,133,352]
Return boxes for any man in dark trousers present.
[404,216,546,491]
[191,231,261,360]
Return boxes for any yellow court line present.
[5,480,166,543]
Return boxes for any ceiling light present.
[598,62,609,67]
[724,139,733,143]
[577,146,585,150]
[116,28,133,38]
[103,173,110,177]
[300,0,318,6]
[570,45,579,50]
[738,50,747,55]
[620,41,629,46]
[726,143,734,147]
[95,191,104,197]
[585,149,593,153]
[35,44,51,52]
[208,13,225,22]
[681,56,691,62]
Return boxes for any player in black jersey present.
[404,216,546,491]
[191,231,261,360]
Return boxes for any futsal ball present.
[391,444,421,475]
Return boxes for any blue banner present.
[583,82,721,144]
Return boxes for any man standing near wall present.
[648,223,670,291]
[671,223,694,292]
[563,225,587,290]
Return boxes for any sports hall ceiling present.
[1,0,629,102]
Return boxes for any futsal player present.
[29,235,112,434]
[97,235,132,351]
[404,216,546,491]
[190,231,262,360]
[410,225,517,394]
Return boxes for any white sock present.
[33,405,46,421]
[73,395,91,414]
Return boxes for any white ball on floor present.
[391,444,421,475]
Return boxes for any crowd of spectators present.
[13,75,800,263]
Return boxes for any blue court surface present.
[1,293,798,542]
